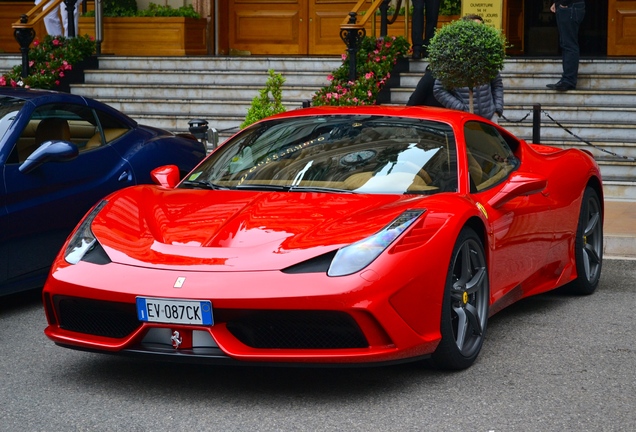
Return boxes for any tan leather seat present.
[18,118,71,162]
[35,118,71,145]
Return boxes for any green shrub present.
[241,70,286,129]
[83,2,200,18]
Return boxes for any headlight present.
[64,200,108,265]
[328,210,424,277]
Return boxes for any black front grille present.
[226,311,368,349]
[56,296,140,338]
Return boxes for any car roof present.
[0,87,86,103]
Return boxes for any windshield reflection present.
[183,115,458,195]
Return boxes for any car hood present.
[91,186,430,271]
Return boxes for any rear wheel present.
[568,186,603,295]
[431,227,489,370]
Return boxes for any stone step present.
[71,83,320,101]
[390,88,636,106]
[399,72,636,90]
[84,70,332,87]
[101,98,305,117]
[407,58,636,75]
[95,56,343,72]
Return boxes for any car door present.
[1,102,134,287]
[462,121,554,306]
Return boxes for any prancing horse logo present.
[171,330,182,349]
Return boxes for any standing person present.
[35,0,63,36]
[34,0,83,37]
[432,15,504,122]
[411,0,441,59]
[406,64,444,107]
[546,0,585,91]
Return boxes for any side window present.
[464,121,519,192]
[13,104,98,163]
[89,109,131,148]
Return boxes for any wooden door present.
[309,0,359,55]
[607,0,636,55]
[503,0,524,55]
[229,0,308,55]
[229,0,357,55]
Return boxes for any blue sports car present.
[0,88,206,295]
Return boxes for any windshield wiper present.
[180,180,230,190]
[234,184,291,191]
[289,186,355,194]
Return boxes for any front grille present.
[56,296,140,338]
[226,311,368,349]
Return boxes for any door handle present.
[118,171,130,182]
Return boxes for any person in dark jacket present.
[546,0,585,91]
[431,15,504,122]
[406,65,444,107]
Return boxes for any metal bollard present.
[532,104,541,144]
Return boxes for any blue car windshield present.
[0,97,25,142]
[183,115,458,195]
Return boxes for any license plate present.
[136,297,213,326]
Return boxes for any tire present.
[568,186,603,295]
[431,227,489,370]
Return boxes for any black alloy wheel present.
[569,186,603,295]
[431,227,489,370]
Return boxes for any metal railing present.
[339,0,404,81]
[12,0,81,77]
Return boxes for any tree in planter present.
[240,70,286,129]
[427,19,506,113]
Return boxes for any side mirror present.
[487,173,548,209]
[151,164,180,188]
[19,140,79,174]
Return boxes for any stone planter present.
[78,17,207,56]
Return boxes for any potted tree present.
[427,18,506,112]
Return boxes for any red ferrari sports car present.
[42,106,603,369]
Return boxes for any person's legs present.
[35,0,63,36]
[411,0,425,58]
[556,2,585,88]
[61,0,83,37]
[423,0,441,54]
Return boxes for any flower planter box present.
[78,17,207,56]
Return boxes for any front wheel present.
[431,227,489,370]
[568,186,603,295]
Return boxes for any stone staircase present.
[2,54,635,199]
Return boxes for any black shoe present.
[412,47,422,60]
[547,82,575,91]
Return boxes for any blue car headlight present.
[327,210,424,277]
[64,200,108,265]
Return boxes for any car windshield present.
[0,96,26,142]
[183,115,458,195]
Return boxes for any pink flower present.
[341,53,347,61]
[367,90,372,97]
[327,74,334,81]
[0,76,6,86]
[29,61,34,67]
[11,79,17,88]
[52,39,60,46]
[365,72,374,79]
[59,72,65,77]
[55,80,60,85]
